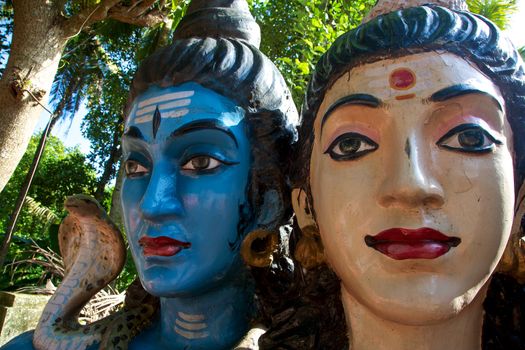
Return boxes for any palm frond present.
[50,32,107,122]
[23,196,60,228]
[7,239,64,284]
[467,0,518,29]
[79,288,125,323]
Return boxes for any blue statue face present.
[121,83,252,297]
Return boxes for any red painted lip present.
[364,227,461,260]
[139,236,191,257]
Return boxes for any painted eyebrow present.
[321,94,383,130]
[428,84,503,111]
[169,119,239,147]
[122,126,145,141]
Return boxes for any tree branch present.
[108,8,167,27]
[61,0,122,38]
[124,0,157,15]
[62,0,169,36]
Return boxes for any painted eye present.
[124,160,149,178]
[181,156,222,171]
[437,123,502,153]
[325,132,378,161]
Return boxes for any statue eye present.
[181,156,222,172]
[437,123,502,153]
[124,160,149,178]
[325,132,378,161]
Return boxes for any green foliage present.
[253,0,375,105]
[114,249,138,292]
[0,135,98,290]
[23,196,60,230]
[467,0,517,29]
[82,71,126,178]
[0,135,98,242]
[135,0,190,62]
[0,0,13,76]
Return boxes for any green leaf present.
[467,0,517,29]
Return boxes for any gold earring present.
[241,229,279,268]
[294,224,324,269]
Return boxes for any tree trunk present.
[94,126,122,203]
[0,1,66,192]
[0,1,167,193]
[0,113,59,269]
[109,163,125,229]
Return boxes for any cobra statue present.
[33,195,155,350]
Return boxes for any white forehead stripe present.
[132,90,194,125]
[134,115,153,124]
[138,90,194,108]
[133,109,190,124]
[163,109,189,119]
[136,98,192,117]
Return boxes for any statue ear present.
[241,189,283,268]
[291,188,325,269]
[291,188,316,230]
[498,180,525,283]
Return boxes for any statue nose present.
[377,138,444,209]
[139,161,184,221]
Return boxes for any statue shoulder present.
[1,330,35,350]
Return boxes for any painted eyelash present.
[436,123,502,154]
[180,153,239,166]
[324,132,379,161]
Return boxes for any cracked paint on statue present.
[120,82,255,349]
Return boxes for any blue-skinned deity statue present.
[1,1,298,349]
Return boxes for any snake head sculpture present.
[33,194,128,350]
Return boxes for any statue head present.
[292,1,525,325]
[121,0,298,297]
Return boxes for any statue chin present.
[136,254,244,299]
[343,275,491,326]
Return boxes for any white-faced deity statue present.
[292,1,525,349]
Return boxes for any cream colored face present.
[305,52,515,325]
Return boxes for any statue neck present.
[341,284,487,350]
[155,270,255,350]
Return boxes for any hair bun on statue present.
[363,0,469,21]
[173,0,261,48]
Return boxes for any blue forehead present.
[126,82,245,141]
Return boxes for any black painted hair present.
[293,4,525,192]
[125,37,298,236]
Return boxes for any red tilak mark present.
[395,93,416,101]
[389,68,416,90]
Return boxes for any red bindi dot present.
[389,68,416,90]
